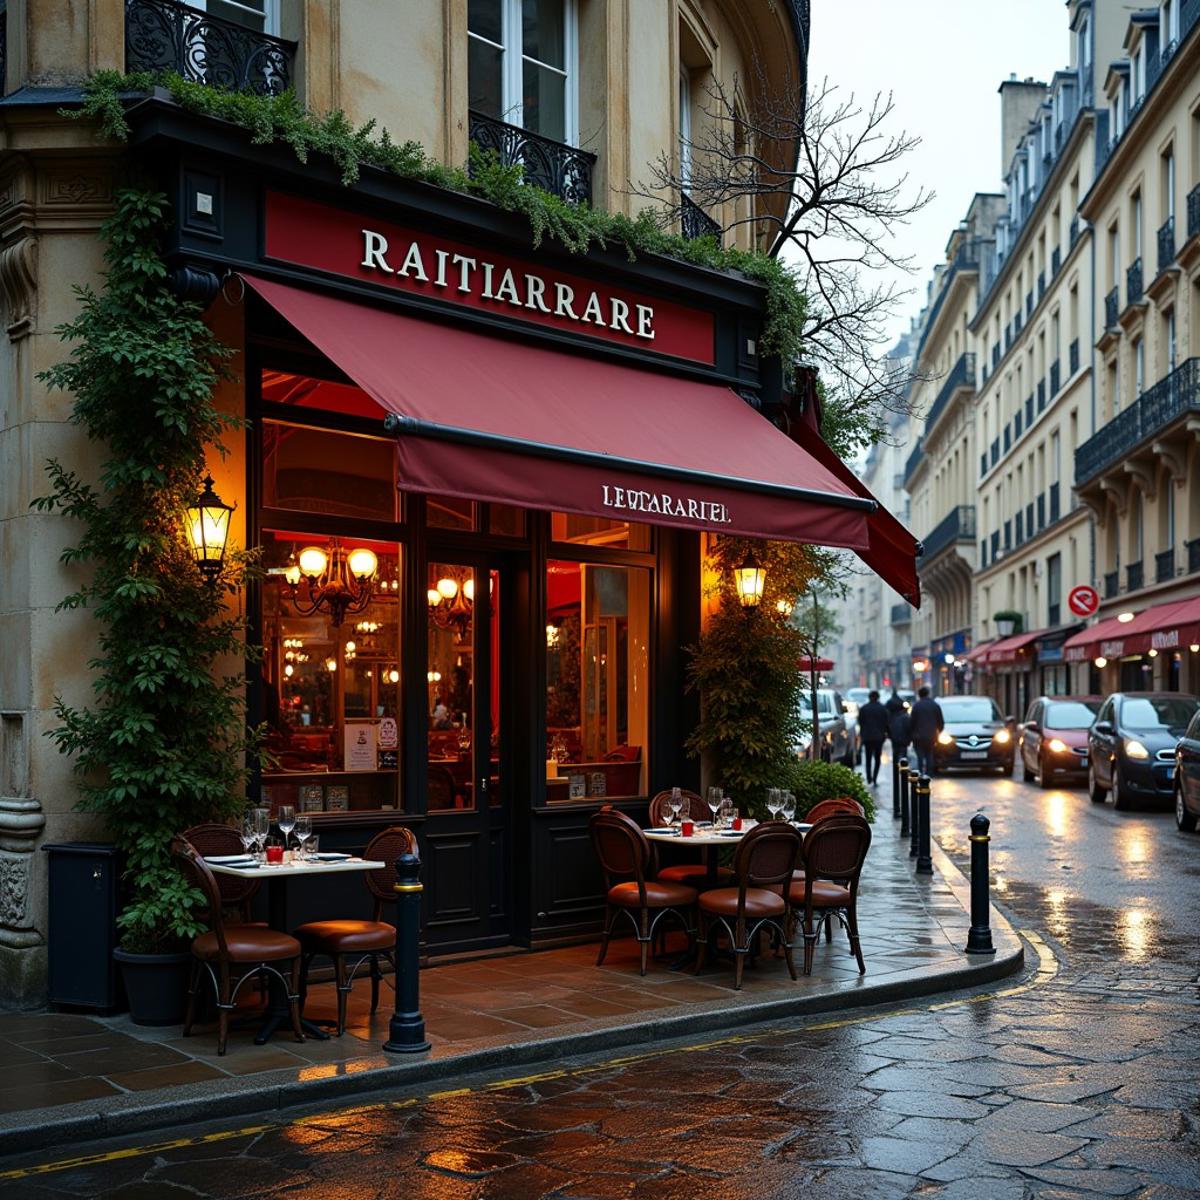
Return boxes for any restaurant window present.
[551,511,651,551]
[260,532,403,814]
[468,0,577,144]
[262,422,398,522]
[546,560,650,802]
[428,496,478,531]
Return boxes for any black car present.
[933,695,1015,774]
[1088,692,1200,810]
[1173,709,1200,831]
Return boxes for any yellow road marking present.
[0,930,1057,1183]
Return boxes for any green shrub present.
[783,759,874,822]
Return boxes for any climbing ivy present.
[68,70,806,371]
[34,188,260,953]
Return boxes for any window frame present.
[195,0,280,35]
[468,0,579,144]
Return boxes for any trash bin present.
[41,842,123,1012]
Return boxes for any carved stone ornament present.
[0,235,37,340]
[0,854,30,928]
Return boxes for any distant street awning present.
[986,630,1047,665]
[798,656,836,673]
[962,641,994,664]
[1065,597,1200,662]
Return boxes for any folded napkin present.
[205,855,257,866]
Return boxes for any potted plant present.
[37,189,259,1024]
[784,759,874,822]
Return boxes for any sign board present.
[264,191,716,365]
[1067,585,1100,618]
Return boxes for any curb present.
[0,834,1023,1158]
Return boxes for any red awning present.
[1063,615,1133,663]
[986,630,1046,665]
[798,433,921,606]
[962,641,994,664]
[242,274,896,555]
[798,656,835,672]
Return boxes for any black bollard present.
[891,752,901,819]
[965,812,996,954]
[909,765,921,859]
[916,775,933,874]
[899,758,911,839]
[383,851,431,1054]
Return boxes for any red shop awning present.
[962,641,994,664]
[1063,615,1133,663]
[242,275,903,559]
[1106,597,1200,657]
[986,629,1046,665]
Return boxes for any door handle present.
[479,777,488,794]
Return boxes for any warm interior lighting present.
[463,577,475,602]
[347,547,378,579]
[283,561,301,587]
[546,623,560,648]
[1191,643,1200,653]
[437,577,459,599]
[388,668,400,684]
[283,663,294,678]
[298,546,328,577]
[733,553,766,608]
[1117,610,1135,623]
[944,653,956,665]
[427,588,441,606]
[325,657,337,672]
[184,475,234,583]
[1094,656,1108,668]
[775,599,793,616]
[1147,648,1158,658]
[286,540,379,626]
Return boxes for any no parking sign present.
[1067,585,1099,618]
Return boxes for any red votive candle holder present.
[681,820,694,837]
[265,844,284,864]
[732,817,743,831]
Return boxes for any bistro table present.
[209,855,385,1044]
[645,821,813,888]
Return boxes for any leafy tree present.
[35,188,259,953]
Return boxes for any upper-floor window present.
[679,67,693,187]
[468,0,577,144]
[201,0,278,34]
[1078,13,1091,69]
[1162,0,1178,48]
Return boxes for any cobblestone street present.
[2,762,1197,1198]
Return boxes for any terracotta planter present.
[112,948,191,1026]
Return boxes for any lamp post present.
[184,475,234,585]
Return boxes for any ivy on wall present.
[68,70,807,373]
[34,188,260,953]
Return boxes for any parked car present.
[933,695,1015,774]
[1174,709,1200,831]
[796,688,854,765]
[1019,695,1102,787]
[1088,692,1200,809]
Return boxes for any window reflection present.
[546,560,649,801]
[261,532,402,814]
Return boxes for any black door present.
[421,553,511,952]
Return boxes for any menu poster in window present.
[298,784,325,814]
[568,774,586,799]
[378,716,398,750]
[344,722,378,772]
[325,785,350,812]
[589,772,606,797]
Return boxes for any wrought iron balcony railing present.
[924,352,975,433]
[922,506,976,563]
[1127,560,1144,592]
[125,0,294,94]
[1189,183,1200,241]
[1075,357,1200,485]
[1156,548,1176,583]
[681,193,722,242]
[468,110,595,206]
[1126,257,1144,305]
[1104,570,1119,599]
[1157,216,1176,275]
[1104,287,1119,329]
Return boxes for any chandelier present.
[285,540,378,627]
[427,568,475,638]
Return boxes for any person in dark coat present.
[857,690,890,785]
[910,686,944,776]
[886,689,912,770]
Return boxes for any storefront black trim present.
[382,413,878,513]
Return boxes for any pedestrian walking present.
[886,688,912,767]
[909,686,944,776]
[857,690,889,785]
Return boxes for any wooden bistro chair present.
[647,789,734,888]
[181,821,262,923]
[788,813,872,976]
[692,821,802,990]
[590,808,697,976]
[172,838,304,1056]
[293,825,417,1036]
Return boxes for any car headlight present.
[1125,739,1150,760]
[1046,737,1069,754]
[993,729,1011,745]
[937,731,954,746]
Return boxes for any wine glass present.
[782,792,797,824]
[294,814,312,860]
[668,787,684,827]
[277,805,296,852]
[766,788,782,821]
[707,786,722,827]
[239,814,256,859]
[253,807,270,861]
[718,796,733,829]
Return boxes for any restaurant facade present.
[0,0,918,1007]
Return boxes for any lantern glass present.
[298,546,328,577]
[437,576,459,599]
[426,588,442,606]
[733,555,766,608]
[184,475,234,578]
[347,547,378,579]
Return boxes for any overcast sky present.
[810,0,1069,351]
